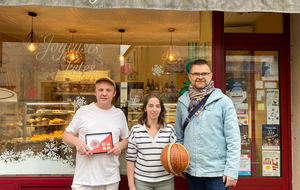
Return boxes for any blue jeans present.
[185,173,230,190]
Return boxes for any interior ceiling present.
[0,6,262,45]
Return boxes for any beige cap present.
[95,77,116,90]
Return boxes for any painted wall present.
[290,14,300,189]
[254,13,283,33]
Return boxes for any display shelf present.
[52,92,95,96]
[165,113,176,116]
[27,112,75,117]
[41,81,97,103]
[23,102,75,140]
[25,123,70,127]
[128,112,141,115]
[42,81,95,84]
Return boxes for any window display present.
[24,102,75,141]
[0,102,76,175]
[0,39,213,175]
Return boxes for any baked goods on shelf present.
[41,118,50,124]
[28,130,63,141]
[24,102,75,140]
[48,118,65,124]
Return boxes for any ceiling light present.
[63,29,82,64]
[119,29,125,66]
[25,12,38,52]
[161,28,181,64]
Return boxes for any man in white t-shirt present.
[63,77,129,190]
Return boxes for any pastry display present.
[27,116,69,126]
[36,108,45,114]
[35,117,42,124]
[25,102,74,141]
[71,87,78,92]
[36,109,53,114]
[28,130,64,141]
[26,118,38,125]
[34,109,72,114]
[41,118,50,124]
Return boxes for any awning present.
[0,0,300,13]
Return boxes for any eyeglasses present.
[189,72,211,77]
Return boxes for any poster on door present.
[262,150,280,176]
[227,78,247,104]
[267,106,280,124]
[262,124,280,150]
[261,56,279,81]
[239,149,251,176]
[266,89,279,107]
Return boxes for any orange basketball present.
[160,143,190,175]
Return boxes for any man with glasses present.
[175,59,241,190]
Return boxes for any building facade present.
[0,1,298,189]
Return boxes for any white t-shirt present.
[66,103,129,186]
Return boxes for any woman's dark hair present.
[138,93,166,128]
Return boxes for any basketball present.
[160,143,190,175]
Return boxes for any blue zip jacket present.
[175,88,241,179]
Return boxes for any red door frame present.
[213,12,292,189]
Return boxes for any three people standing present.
[64,59,240,190]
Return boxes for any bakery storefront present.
[0,1,294,190]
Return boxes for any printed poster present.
[262,124,280,150]
[239,149,251,176]
[267,106,280,124]
[227,78,248,117]
[262,151,280,176]
[239,124,249,145]
[266,89,279,107]
[234,103,248,117]
[227,78,247,104]
[261,56,279,81]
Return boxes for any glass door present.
[226,50,281,177]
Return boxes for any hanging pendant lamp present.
[63,29,82,64]
[25,12,39,52]
[119,29,125,66]
[161,28,181,64]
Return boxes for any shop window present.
[0,42,118,175]
[0,9,213,175]
[0,39,212,175]
[224,12,283,34]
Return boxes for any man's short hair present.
[190,59,212,72]
[95,77,116,90]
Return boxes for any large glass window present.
[0,9,213,175]
[226,50,281,177]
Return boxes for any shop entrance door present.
[223,42,290,190]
